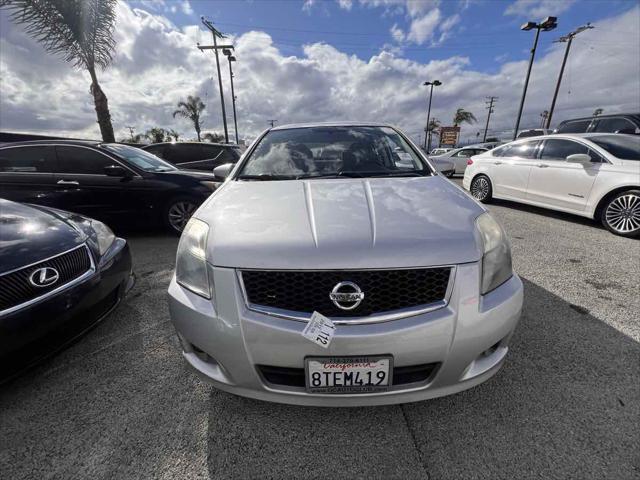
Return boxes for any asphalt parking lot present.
[1,178,638,480]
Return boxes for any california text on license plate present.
[305,356,393,394]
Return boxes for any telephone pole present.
[483,97,497,142]
[268,119,277,128]
[125,126,136,142]
[545,23,593,129]
[198,17,233,143]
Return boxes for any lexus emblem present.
[29,267,60,288]
[329,281,364,311]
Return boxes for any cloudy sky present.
[0,0,638,144]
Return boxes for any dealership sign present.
[439,126,460,146]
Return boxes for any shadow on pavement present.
[206,278,639,480]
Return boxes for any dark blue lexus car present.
[0,199,134,381]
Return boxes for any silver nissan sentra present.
[168,122,523,406]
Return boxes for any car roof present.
[559,112,640,123]
[271,121,391,130]
[0,139,102,148]
[504,132,637,143]
[143,142,239,148]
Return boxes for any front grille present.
[241,268,451,318]
[257,363,440,388]
[0,245,92,313]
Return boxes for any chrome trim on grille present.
[0,244,96,317]
[236,266,456,325]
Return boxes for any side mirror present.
[213,163,234,180]
[566,153,592,165]
[104,165,131,177]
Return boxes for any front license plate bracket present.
[305,355,393,394]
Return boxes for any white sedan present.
[463,133,640,237]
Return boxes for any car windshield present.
[237,126,430,180]
[589,135,640,160]
[102,144,178,171]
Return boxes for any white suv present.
[463,134,640,237]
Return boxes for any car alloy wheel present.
[604,192,640,236]
[168,201,197,233]
[470,176,491,203]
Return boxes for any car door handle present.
[537,163,549,168]
[493,161,503,165]
[57,179,79,185]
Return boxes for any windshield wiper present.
[237,174,296,181]
[367,170,429,177]
[296,171,366,179]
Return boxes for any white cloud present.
[390,23,405,42]
[1,3,638,144]
[337,0,354,10]
[407,8,441,44]
[436,13,460,43]
[505,0,576,18]
[180,0,193,15]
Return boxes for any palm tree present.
[424,118,440,150]
[592,108,604,117]
[173,95,206,141]
[453,108,477,127]
[1,0,118,142]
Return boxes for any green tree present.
[145,127,167,143]
[166,129,180,142]
[453,108,477,127]
[592,108,604,117]
[202,131,224,143]
[1,0,118,142]
[173,95,205,141]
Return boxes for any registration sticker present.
[302,311,336,348]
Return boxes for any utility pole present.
[268,119,277,128]
[223,49,239,144]
[483,96,497,142]
[513,17,558,140]
[546,23,593,129]
[125,125,136,142]
[198,17,232,143]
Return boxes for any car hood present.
[197,176,485,269]
[0,199,86,273]
[158,169,218,180]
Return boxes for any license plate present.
[305,355,393,394]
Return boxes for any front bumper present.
[0,238,133,380]
[168,263,523,406]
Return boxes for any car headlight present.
[475,212,512,295]
[176,218,210,298]
[90,220,116,256]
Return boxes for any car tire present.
[600,190,640,238]
[164,196,199,234]
[470,175,492,203]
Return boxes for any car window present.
[539,139,601,162]
[0,146,56,173]
[202,145,223,160]
[217,147,239,164]
[238,126,429,179]
[173,144,206,163]
[593,117,637,134]
[589,135,640,160]
[454,149,473,157]
[55,146,114,174]
[556,120,592,134]
[492,141,539,159]
[101,144,177,172]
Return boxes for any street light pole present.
[546,23,593,129]
[224,50,239,144]
[423,80,441,151]
[513,17,557,140]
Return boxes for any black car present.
[0,199,133,381]
[141,142,242,171]
[555,113,640,135]
[0,140,221,233]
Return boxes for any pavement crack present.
[400,404,431,480]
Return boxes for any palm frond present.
[1,0,116,70]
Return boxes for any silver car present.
[168,123,523,406]
[430,146,489,176]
